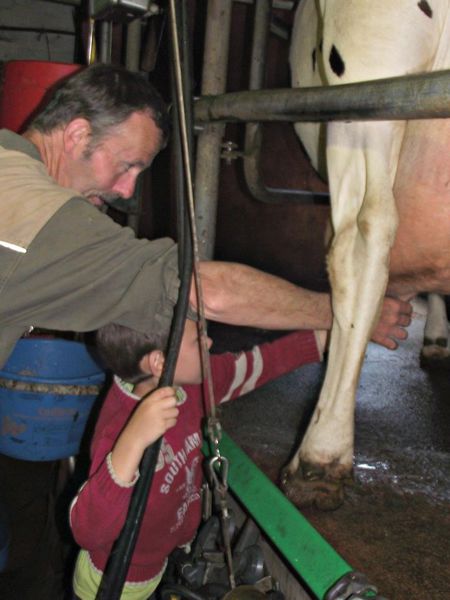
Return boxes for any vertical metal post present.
[125,17,141,71]
[125,17,143,234]
[194,0,233,259]
[98,20,112,63]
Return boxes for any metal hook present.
[206,454,230,495]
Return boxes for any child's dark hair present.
[96,323,167,384]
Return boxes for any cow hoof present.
[280,465,345,511]
[420,342,450,370]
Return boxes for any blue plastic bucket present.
[0,338,105,461]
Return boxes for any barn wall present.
[201,2,331,291]
[144,1,331,292]
[0,0,79,62]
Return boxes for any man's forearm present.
[194,261,333,331]
[191,260,412,350]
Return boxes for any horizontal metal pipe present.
[195,69,450,123]
[46,0,81,5]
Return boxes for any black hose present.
[95,3,194,598]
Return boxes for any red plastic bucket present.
[0,60,82,133]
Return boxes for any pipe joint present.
[325,571,389,600]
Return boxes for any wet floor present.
[212,298,450,600]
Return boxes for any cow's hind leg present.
[421,293,450,368]
[281,121,402,509]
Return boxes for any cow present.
[281,0,450,510]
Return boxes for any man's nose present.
[112,172,137,199]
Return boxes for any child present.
[70,320,326,599]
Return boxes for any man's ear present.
[63,118,91,157]
[139,350,165,378]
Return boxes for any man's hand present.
[371,296,413,350]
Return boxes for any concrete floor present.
[213,298,450,600]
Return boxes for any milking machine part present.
[95,3,195,599]
[325,571,389,600]
[159,585,208,600]
[160,583,283,600]
[221,585,271,600]
[158,505,286,600]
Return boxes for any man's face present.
[68,111,163,207]
[174,319,212,386]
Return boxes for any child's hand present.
[130,386,180,450]
[110,386,179,483]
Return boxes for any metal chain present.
[205,455,235,590]
[168,0,236,590]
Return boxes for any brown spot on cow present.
[418,0,433,18]
[312,48,316,71]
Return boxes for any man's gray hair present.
[29,63,170,148]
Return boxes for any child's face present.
[174,319,212,385]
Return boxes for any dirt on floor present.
[237,449,450,600]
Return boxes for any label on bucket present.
[0,385,100,461]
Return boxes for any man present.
[0,63,410,368]
[0,63,411,599]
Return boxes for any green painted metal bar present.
[203,431,352,599]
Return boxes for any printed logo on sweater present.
[156,434,202,533]
[158,433,202,493]
[170,456,201,533]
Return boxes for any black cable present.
[95,2,194,598]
